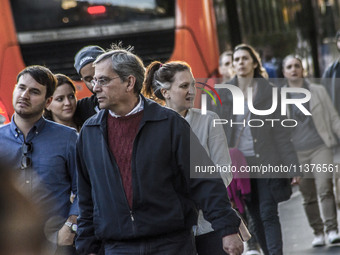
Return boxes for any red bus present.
[0,0,220,124]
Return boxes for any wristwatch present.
[65,221,78,233]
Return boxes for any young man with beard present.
[0,65,78,255]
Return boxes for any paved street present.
[242,186,340,254]
[279,186,340,254]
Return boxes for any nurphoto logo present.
[196,82,222,106]
[198,82,312,128]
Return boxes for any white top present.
[185,108,233,235]
[109,95,144,118]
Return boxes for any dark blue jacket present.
[75,94,99,126]
[213,76,299,168]
[210,76,300,202]
[76,97,240,254]
[322,59,340,114]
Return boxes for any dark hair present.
[233,44,267,78]
[219,51,233,66]
[144,61,191,100]
[17,65,57,99]
[55,73,76,92]
[94,43,145,95]
[43,74,80,128]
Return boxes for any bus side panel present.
[0,46,26,119]
[171,0,220,108]
[74,81,93,100]
[171,0,220,77]
[0,0,25,122]
[0,1,19,52]
[171,30,208,76]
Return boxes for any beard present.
[15,108,44,120]
[14,101,45,120]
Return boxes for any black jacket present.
[227,77,298,166]
[210,76,300,199]
[75,94,99,126]
[75,97,240,254]
[322,59,340,114]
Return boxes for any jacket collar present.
[85,95,168,127]
[229,75,274,107]
[282,80,310,90]
[10,115,46,140]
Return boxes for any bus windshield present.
[12,0,173,31]
[9,0,175,79]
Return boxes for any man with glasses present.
[75,46,243,255]
[74,45,105,126]
[0,65,78,255]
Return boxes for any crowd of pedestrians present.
[2,29,340,255]
[282,55,340,247]
[211,44,301,255]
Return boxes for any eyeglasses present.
[21,142,32,170]
[81,76,93,83]
[91,76,121,88]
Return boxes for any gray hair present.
[94,48,145,95]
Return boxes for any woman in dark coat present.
[216,44,300,255]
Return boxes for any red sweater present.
[107,110,144,208]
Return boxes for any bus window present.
[12,0,174,31]
[10,0,175,81]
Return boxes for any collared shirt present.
[0,116,78,222]
[109,95,144,118]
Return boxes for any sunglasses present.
[21,142,32,169]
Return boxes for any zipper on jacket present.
[130,210,137,235]
[103,128,138,236]
[130,210,135,221]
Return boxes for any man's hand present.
[58,215,77,246]
[222,233,244,255]
[58,224,76,246]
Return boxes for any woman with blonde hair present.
[282,54,340,247]
[144,60,241,255]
